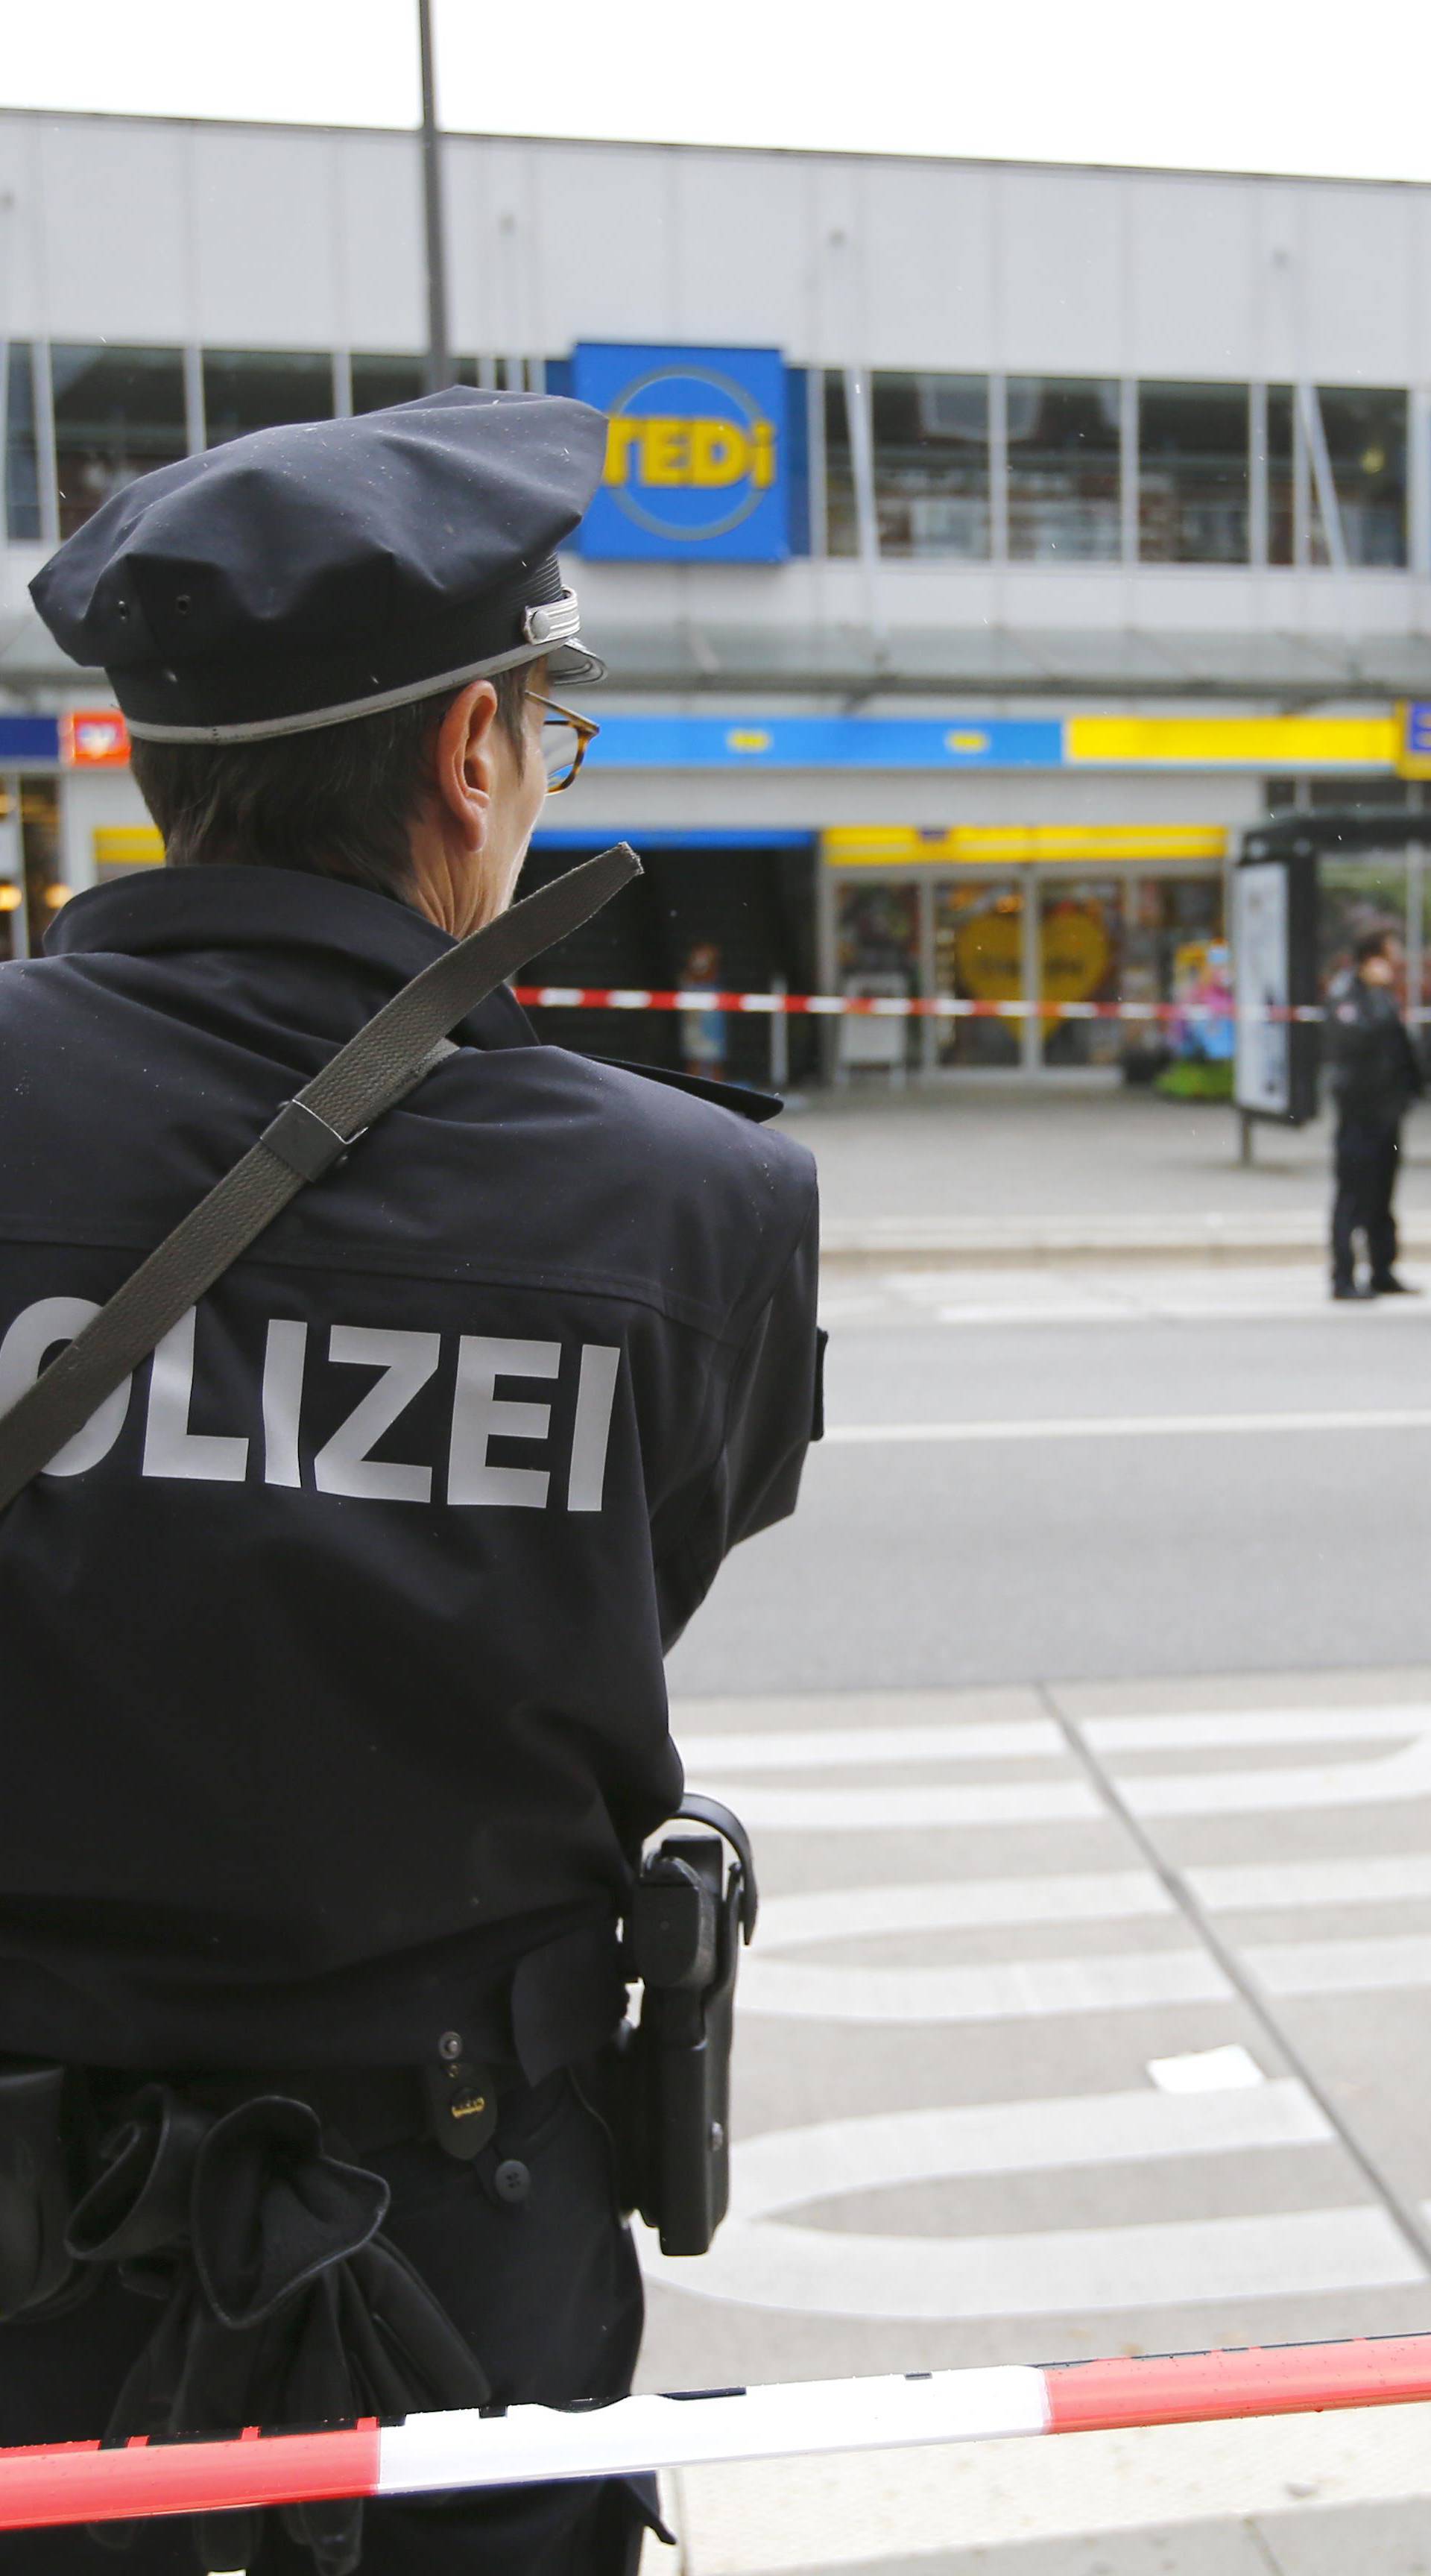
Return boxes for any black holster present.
[619,1796,756,2258]
[0,2059,92,2321]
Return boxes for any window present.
[1266,385,1406,568]
[202,350,335,445]
[1138,381,1249,564]
[1318,387,1406,569]
[351,353,426,414]
[823,372,858,556]
[1266,385,1296,566]
[4,344,41,540]
[50,344,187,539]
[871,372,988,559]
[1007,376,1120,562]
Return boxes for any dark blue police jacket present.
[0,866,821,2072]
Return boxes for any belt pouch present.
[0,2060,83,2318]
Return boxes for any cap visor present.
[547,640,606,686]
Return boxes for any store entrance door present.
[1035,876,1125,1068]
[932,879,1027,1068]
[833,877,923,1079]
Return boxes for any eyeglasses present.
[528,692,599,794]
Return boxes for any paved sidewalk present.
[780,1084,1431,1263]
[639,1664,1431,2573]
[658,2425,1431,2575]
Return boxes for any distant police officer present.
[1327,927,1424,1301]
[0,390,821,2575]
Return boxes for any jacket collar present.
[45,862,540,1051]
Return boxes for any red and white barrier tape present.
[512,987,1334,1025]
[4,2334,1431,2534]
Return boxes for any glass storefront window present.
[1319,853,1409,996]
[823,373,857,557]
[1138,381,1249,564]
[933,880,1023,1066]
[1316,387,1407,569]
[19,779,63,962]
[203,350,335,445]
[51,345,187,539]
[1037,878,1125,1065]
[4,344,41,540]
[871,373,989,560]
[835,879,921,1076]
[0,780,19,964]
[1264,386,1406,569]
[1267,385,1295,566]
[351,353,426,414]
[1124,875,1223,985]
[1007,376,1121,562]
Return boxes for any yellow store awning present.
[823,825,1228,869]
[94,827,164,868]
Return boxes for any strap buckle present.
[259,1097,364,1183]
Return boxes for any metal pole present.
[1298,384,1348,573]
[769,976,789,1092]
[417,0,452,394]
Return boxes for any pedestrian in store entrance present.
[1327,927,1424,1301]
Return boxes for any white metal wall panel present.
[807,159,871,366]
[1298,185,1416,385]
[1127,178,1259,379]
[446,136,553,358]
[0,120,46,341]
[1250,185,1304,386]
[34,117,191,342]
[671,151,812,352]
[190,129,341,346]
[992,168,1126,374]
[1411,195,1431,385]
[861,161,995,370]
[331,133,423,353]
[513,142,683,353]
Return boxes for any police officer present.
[0,389,822,2573]
[1327,926,1424,1300]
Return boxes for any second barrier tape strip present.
[513,988,1339,1025]
[4,2333,1431,2534]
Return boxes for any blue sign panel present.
[1404,701,1431,773]
[0,716,60,764]
[572,344,789,563]
[583,716,1064,770]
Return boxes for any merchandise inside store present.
[821,856,1229,1080]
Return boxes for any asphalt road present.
[665,1262,1431,1696]
[649,1263,1431,2576]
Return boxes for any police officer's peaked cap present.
[31,388,608,744]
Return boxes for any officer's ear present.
[430,680,500,854]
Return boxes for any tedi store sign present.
[572,344,789,562]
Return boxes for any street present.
[646,1260,1431,2575]
[666,1262,1431,1691]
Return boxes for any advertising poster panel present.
[1233,861,1291,1116]
[1232,849,1319,1125]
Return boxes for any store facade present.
[4,109,1431,1075]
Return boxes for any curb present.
[819,1219,1431,1271]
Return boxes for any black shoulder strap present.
[0,842,640,1513]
